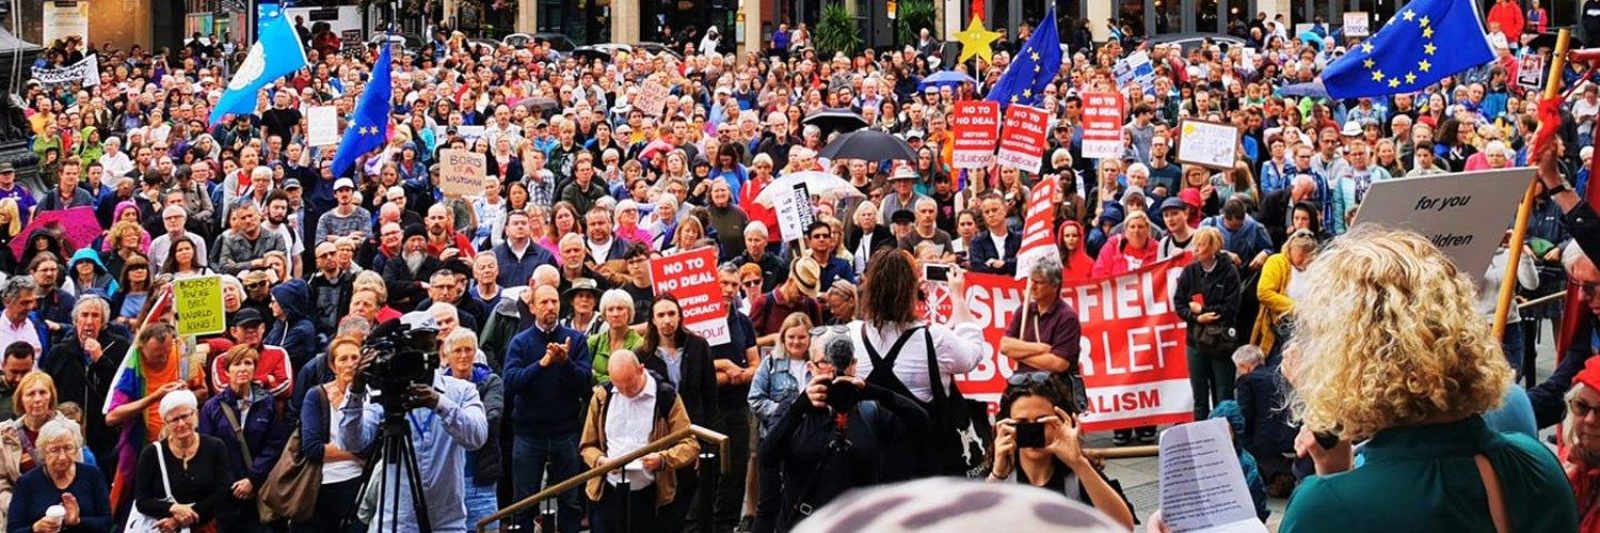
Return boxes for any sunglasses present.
[1007,371,1054,386]
[741,279,761,288]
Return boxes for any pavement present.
[1100,320,1564,532]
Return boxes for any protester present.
[4,418,109,533]
[133,390,233,533]
[503,284,592,533]
[746,313,812,533]
[441,329,504,533]
[197,345,289,532]
[1172,227,1242,419]
[296,337,368,533]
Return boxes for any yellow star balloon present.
[955,17,1003,64]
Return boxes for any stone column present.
[1086,0,1110,41]
[740,0,762,55]
[612,0,640,44]
[517,0,537,32]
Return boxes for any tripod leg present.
[402,430,434,533]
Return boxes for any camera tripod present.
[348,416,434,533]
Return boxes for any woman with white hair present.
[6,418,110,533]
[442,329,504,533]
[132,390,232,533]
[0,372,83,530]
[587,289,643,386]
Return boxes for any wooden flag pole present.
[1494,29,1571,340]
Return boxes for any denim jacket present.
[748,354,810,438]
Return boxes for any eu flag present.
[208,1,308,123]
[985,6,1061,108]
[330,42,394,178]
[1321,0,1493,98]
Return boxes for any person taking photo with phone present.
[985,373,1135,531]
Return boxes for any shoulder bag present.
[123,441,191,533]
[257,386,327,522]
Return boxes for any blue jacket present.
[968,229,1021,276]
[266,280,318,372]
[748,354,809,438]
[492,240,558,289]
[198,384,291,485]
[1201,215,1275,263]
[504,324,593,435]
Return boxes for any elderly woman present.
[441,329,503,533]
[295,337,366,533]
[1562,358,1600,529]
[587,289,643,386]
[0,372,80,529]
[197,345,289,533]
[1251,229,1318,362]
[1275,228,1575,531]
[5,419,110,533]
[133,390,233,533]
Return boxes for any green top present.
[1281,416,1577,533]
[586,327,645,385]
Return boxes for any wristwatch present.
[1546,181,1572,197]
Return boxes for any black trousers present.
[686,406,750,533]
[592,483,663,533]
[291,477,364,533]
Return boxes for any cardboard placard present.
[173,275,226,337]
[1350,168,1534,281]
[1114,51,1155,89]
[306,106,339,147]
[1175,120,1240,170]
[995,104,1049,172]
[1081,91,1125,160]
[649,247,732,345]
[951,101,1001,169]
[636,80,671,117]
[438,149,488,198]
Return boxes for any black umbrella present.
[803,108,869,136]
[818,129,918,161]
[1526,32,1584,52]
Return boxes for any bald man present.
[580,349,699,533]
[504,284,593,533]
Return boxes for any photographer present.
[759,333,929,533]
[336,320,488,533]
[985,373,1135,531]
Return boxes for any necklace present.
[170,436,198,463]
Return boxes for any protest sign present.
[31,54,98,88]
[306,106,339,146]
[637,81,671,117]
[1114,51,1155,89]
[996,105,1049,172]
[42,1,89,45]
[1350,168,1532,281]
[173,275,226,337]
[650,247,731,345]
[1175,120,1239,170]
[1517,53,1546,90]
[1343,12,1370,37]
[774,182,815,243]
[1081,91,1125,160]
[340,29,364,56]
[929,255,1195,432]
[438,149,488,198]
[951,101,1000,169]
[1015,175,1059,279]
[1159,419,1271,533]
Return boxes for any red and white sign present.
[951,101,1001,169]
[1015,175,1059,279]
[1081,91,1126,159]
[929,256,1195,432]
[649,247,731,344]
[995,104,1049,172]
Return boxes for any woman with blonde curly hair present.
[1276,228,1576,532]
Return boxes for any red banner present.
[1081,91,1126,159]
[1015,175,1059,279]
[995,104,1048,172]
[951,100,1000,169]
[931,255,1195,432]
[649,247,730,344]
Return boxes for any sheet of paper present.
[1158,418,1269,533]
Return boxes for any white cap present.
[334,178,355,190]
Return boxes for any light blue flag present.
[209,1,308,124]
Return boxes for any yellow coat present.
[1251,253,1297,354]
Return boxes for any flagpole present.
[1494,28,1571,341]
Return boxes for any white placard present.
[774,182,814,243]
[306,106,339,147]
[42,1,89,46]
[1158,419,1271,533]
[1175,120,1240,170]
[1350,168,1534,282]
[1343,12,1370,37]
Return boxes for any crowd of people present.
[0,4,1599,533]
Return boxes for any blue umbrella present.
[919,70,977,90]
[1279,80,1329,99]
[1298,31,1325,51]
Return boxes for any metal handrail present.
[474,424,725,533]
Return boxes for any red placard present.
[1081,91,1126,160]
[929,255,1196,432]
[1015,175,1059,279]
[649,247,730,344]
[951,100,1000,169]
[995,104,1049,172]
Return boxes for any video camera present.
[363,314,440,421]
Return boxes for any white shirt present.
[604,374,659,490]
[0,314,38,355]
[323,392,364,483]
[850,319,984,403]
[988,230,1009,258]
[148,231,210,275]
[588,237,616,265]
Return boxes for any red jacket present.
[1090,234,1160,277]
[1488,1,1526,46]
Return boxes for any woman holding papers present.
[985,374,1135,531]
[1276,228,1575,532]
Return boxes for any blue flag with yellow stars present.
[208,1,307,124]
[985,6,1061,108]
[330,39,394,178]
[1321,0,1493,99]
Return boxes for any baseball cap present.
[1159,197,1189,213]
[334,178,355,191]
[283,178,302,190]
[230,308,266,328]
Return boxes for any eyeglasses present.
[809,233,831,240]
[1572,398,1600,419]
[1007,371,1054,386]
[42,446,76,458]
[1577,281,1599,299]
